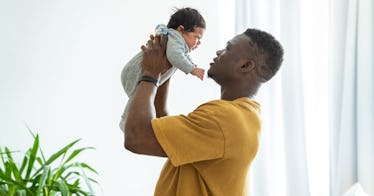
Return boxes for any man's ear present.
[240,60,255,73]
[176,25,185,32]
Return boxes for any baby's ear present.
[176,25,185,32]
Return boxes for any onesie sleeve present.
[151,102,225,166]
[166,31,195,74]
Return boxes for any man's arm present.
[154,78,170,117]
[124,81,167,157]
[124,35,170,157]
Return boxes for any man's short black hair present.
[167,7,206,32]
[244,29,284,82]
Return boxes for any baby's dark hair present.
[167,7,206,32]
[244,29,284,82]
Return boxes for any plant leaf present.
[0,188,8,196]
[4,147,14,162]
[8,184,16,196]
[0,148,5,165]
[64,171,81,182]
[25,134,39,180]
[52,164,70,182]
[16,189,27,196]
[36,157,43,165]
[54,180,70,196]
[1,131,99,196]
[19,149,29,178]
[0,173,30,194]
[9,161,23,184]
[25,124,36,139]
[78,163,94,194]
[63,147,94,165]
[45,139,81,165]
[87,177,98,184]
[31,139,80,179]
[72,178,80,187]
[4,162,12,180]
[79,163,98,175]
[26,128,47,163]
[36,165,50,195]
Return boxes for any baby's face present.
[181,27,205,51]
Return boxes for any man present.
[124,29,284,195]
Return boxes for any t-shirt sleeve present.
[151,103,225,166]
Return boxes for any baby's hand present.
[191,67,205,80]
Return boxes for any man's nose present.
[216,49,223,56]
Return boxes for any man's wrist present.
[142,71,161,79]
[138,75,159,87]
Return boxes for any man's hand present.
[141,34,172,79]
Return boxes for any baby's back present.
[121,51,143,96]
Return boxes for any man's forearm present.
[154,79,170,117]
[124,81,167,156]
[126,82,157,130]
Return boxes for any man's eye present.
[226,44,232,50]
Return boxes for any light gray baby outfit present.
[119,28,195,131]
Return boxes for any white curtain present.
[235,0,311,195]
[329,0,374,195]
[234,0,372,195]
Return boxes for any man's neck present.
[220,86,259,101]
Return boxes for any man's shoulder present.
[194,100,233,114]
[195,98,260,117]
[199,99,228,107]
[198,98,257,108]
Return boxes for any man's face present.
[207,34,252,84]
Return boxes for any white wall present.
[0,0,233,195]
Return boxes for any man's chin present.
[207,72,214,80]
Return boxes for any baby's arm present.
[166,31,206,80]
[191,65,205,80]
[166,31,200,75]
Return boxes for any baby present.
[119,7,206,131]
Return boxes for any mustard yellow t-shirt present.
[151,97,261,196]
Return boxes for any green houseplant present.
[0,131,98,196]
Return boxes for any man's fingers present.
[161,35,168,50]
[154,34,161,45]
[147,39,153,47]
[141,45,146,52]
[149,34,155,40]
